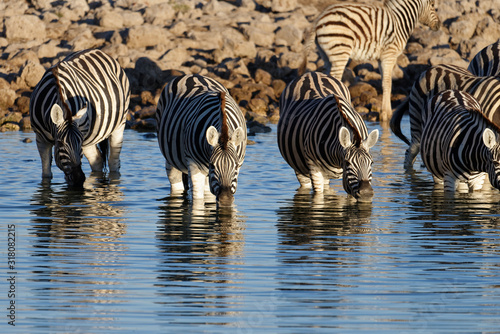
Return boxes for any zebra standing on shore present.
[156,74,247,206]
[278,72,379,201]
[420,90,500,192]
[468,41,500,77]
[30,49,130,187]
[300,0,441,121]
[390,63,500,169]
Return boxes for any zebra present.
[420,90,500,192]
[300,0,441,122]
[468,40,500,77]
[277,72,379,201]
[390,63,500,169]
[155,74,247,206]
[29,49,130,187]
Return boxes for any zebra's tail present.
[98,139,109,170]
[390,98,411,146]
[298,27,315,76]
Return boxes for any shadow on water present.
[27,173,127,331]
[276,189,372,248]
[154,195,246,320]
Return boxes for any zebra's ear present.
[206,126,220,147]
[365,129,379,149]
[339,126,352,148]
[73,104,89,127]
[230,127,245,146]
[483,128,497,149]
[50,104,66,126]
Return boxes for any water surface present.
[1,120,500,333]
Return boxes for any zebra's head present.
[483,128,500,190]
[51,103,87,187]
[419,0,441,31]
[339,126,379,202]
[206,125,245,207]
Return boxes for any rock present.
[127,25,173,49]
[144,3,176,25]
[0,111,23,127]
[135,105,156,119]
[271,0,298,13]
[0,89,17,110]
[97,11,124,29]
[20,61,46,88]
[4,15,46,42]
[131,118,157,131]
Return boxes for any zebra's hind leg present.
[36,138,53,179]
[379,57,397,122]
[108,122,126,173]
[295,171,312,190]
[166,163,185,193]
[443,173,459,192]
[83,144,104,172]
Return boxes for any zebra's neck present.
[385,0,422,38]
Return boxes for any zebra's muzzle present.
[355,180,374,201]
[65,165,86,188]
[217,187,235,207]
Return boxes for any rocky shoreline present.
[0,0,499,133]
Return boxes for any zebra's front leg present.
[188,163,206,201]
[468,172,486,192]
[108,122,125,173]
[310,169,325,193]
[166,163,185,193]
[82,144,104,172]
[36,138,53,179]
[379,57,397,122]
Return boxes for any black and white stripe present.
[468,40,500,77]
[155,74,247,206]
[421,90,500,192]
[29,49,130,186]
[277,72,379,201]
[301,0,441,121]
[390,63,500,169]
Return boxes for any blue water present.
[1,120,500,333]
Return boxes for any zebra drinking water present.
[468,40,500,77]
[390,63,500,169]
[29,49,130,187]
[300,0,441,122]
[420,90,500,192]
[155,74,246,206]
[277,72,379,202]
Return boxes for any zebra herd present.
[28,0,500,206]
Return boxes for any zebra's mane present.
[51,65,72,121]
[219,91,229,149]
[333,94,362,147]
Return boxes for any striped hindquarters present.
[468,41,500,77]
[30,49,130,146]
